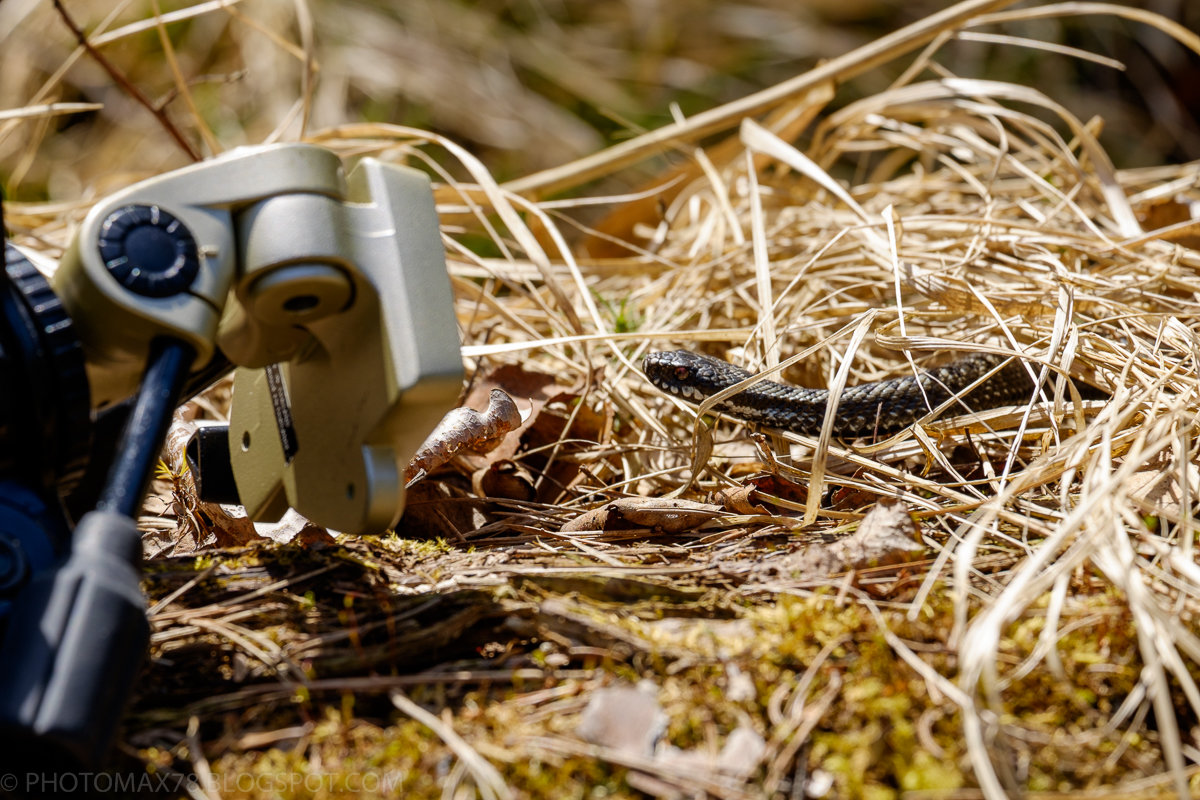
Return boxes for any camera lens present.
[0,244,92,492]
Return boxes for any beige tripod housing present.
[52,144,463,533]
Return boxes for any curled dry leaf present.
[764,498,926,583]
[473,459,537,502]
[404,363,613,504]
[404,388,525,486]
[456,364,560,500]
[714,483,770,515]
[742,473,808,508]
[454,363,614,502]
[459,364,563,463]
[561,497,723,534]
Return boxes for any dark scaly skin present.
[642,349,1034,437]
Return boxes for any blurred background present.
[0,0,1198,202]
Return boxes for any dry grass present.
[5,1,1200,798]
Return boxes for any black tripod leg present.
[0,338,195,777]
[97,338,196,518]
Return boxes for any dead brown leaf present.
[444,363,613,504]
[1134,193,1200,250]
[458,362,563,467]
[714,484,770,515]
[473,459,537,502]
[742,473,809,508]
[760,498,926,584]
[405,388,524,486]
[522,389,614,503]
[561,497,723,534]
[155,410,259,556]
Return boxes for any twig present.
[523,735,756,800]
[51,0,202,161]
[185,716,222,800]
[0,102,103,122]
[292,0,316,138]
[390,690,514,800]
[150,0,220,155]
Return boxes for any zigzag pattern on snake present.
[642,349,1035,437]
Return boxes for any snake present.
[642,349,1036,437]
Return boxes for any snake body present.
[642,349,1035,437]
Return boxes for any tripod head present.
[58,144,463,531]
[0,145,463,778]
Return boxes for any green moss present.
[136,537,1177,798]
[899,750,963,792]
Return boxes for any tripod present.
[0,144,462,778]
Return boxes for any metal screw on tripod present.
[0,534,27,593]
[97,204,200,298]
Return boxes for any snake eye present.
[674,366,690,381]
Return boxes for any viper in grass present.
[642,349,1038,437]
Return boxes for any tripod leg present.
[0,511,146,773]
[97,339,196,518]
[0,338,195,777]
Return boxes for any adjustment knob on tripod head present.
[97,204,200,298]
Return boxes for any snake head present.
[643,350,695,399]
[642,350,735,401]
